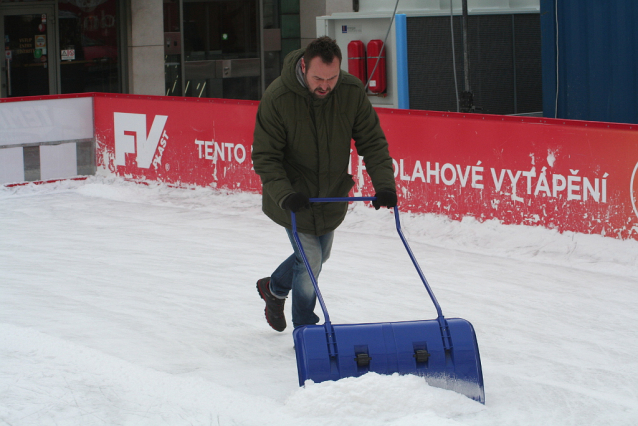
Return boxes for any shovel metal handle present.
[290,197,376,326]
[290,197,448,332]
[289,210,332,324]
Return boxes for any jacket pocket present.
[330,172,355,197]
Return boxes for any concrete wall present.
[300,0,353,47]
[128,0,165,96]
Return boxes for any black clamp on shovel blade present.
[355,353,372,367]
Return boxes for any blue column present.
[395,14,409,110]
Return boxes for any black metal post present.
[462,0,470,92]
[461,0,474,112]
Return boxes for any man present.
[252,36,396,332]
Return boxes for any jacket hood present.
[280,48,342,100]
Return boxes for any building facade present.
[2,0,546,118]
[0,0,352,99]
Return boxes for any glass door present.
[181,0,261,100]
[1,6,58,97]
[58,0,122,94]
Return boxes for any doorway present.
[182,0,261,99]
[163,0,283,100]
[1,6,58,97]
[1,0,123,99]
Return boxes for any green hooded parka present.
[252,48,396,236]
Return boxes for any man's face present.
[302,56,340,99]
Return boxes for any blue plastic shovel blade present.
[293,317,485,404]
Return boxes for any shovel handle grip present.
[307,197,376,203]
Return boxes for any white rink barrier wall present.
[0,95,94,185]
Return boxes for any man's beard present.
[311,87,331,99]
[304,75,331,99]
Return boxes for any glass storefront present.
[58,0,121,93]
[163,0,181,96]
[2,11,53,96]
[1,0,123,98]
[1,0,297,100]
[183,0,259,99]
[163,0,287,101]
[2,4,57,97]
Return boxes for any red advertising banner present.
[371,109,638,240]
[94,94,262,192]
[93,94,638,240]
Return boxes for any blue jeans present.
[269,229,334,328]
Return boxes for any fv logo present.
[114,113,168,169]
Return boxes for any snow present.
[1,175,637,426]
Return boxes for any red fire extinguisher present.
[366,39,386,94]
[347,40,367,84]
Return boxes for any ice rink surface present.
[1,176,637,425]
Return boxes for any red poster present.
[94,94,638,240]
[94,95,261,192]
[372,110,638,240]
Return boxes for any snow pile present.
[1,175,637,426]
[286,373,485,421]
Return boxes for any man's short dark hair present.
[304,36,342,69]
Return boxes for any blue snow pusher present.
[291,197,485,404]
